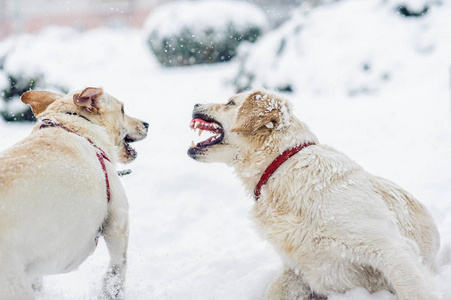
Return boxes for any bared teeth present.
[190,118,223,148]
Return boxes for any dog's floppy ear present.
[21,90,65,116]
[230,91,290,134]
[73,87,104,113]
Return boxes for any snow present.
[0,70,8,91]
[0,71,8,111]
[0,0,450,299]
[1,95,29,114]
[1,27,158,90]
[234,0,451,97]
[143,0,268,39]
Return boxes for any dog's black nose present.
[143,122,149,130]
[194,103,201,108]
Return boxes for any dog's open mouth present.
[189,116,224,149]
[123,136,138,159]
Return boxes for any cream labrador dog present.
[187,90,440,300]
[0,87,148,299]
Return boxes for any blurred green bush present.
[144,0,268,67]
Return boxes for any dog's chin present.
[119,138,138,163]
[187,146,208,161]
[188,144,238,165]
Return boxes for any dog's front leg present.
[266,267,318,300]
[100,182,129,300]
[0,264,35,300]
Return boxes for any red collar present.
[254,142,315,201]
[39,118,112,202]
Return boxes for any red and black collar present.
[254,142,315,201]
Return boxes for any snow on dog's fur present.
[0,88,148,299]
[188,90,440,300]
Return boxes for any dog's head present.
[21,87,148,164]
[187,90,299,165]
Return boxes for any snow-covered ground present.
[1,1,451,299]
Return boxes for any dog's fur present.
[188,90,440,300]
[0,88,148,299]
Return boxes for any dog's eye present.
[226,100,235,106]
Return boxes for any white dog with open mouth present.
[187,90,440,300]
[0,87,148,299]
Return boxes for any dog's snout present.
[192,103,204,118]
[142,121,149,131]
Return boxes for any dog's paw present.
[266,269,316,300]
[100,266,125,300]
[32,277,43,293]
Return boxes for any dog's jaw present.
[188,111,225,161]
[117,118,148,164]
[120,138,138,163]
[118,131,147,163]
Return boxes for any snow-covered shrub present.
[0,72,67,122]
[0,29,71,122]
[0,67,67,122]
[396,0,433,17]
[0,71,7,91]
[232,0,447,96]
[0,26,156,123]
[0,71,40,122]
[144,0,269,66]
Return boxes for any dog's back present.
[0,127,109,297]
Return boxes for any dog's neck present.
[34,111,118,164]
[254,141,316,200]
[234,118,319,195]
[65,111,92,123]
